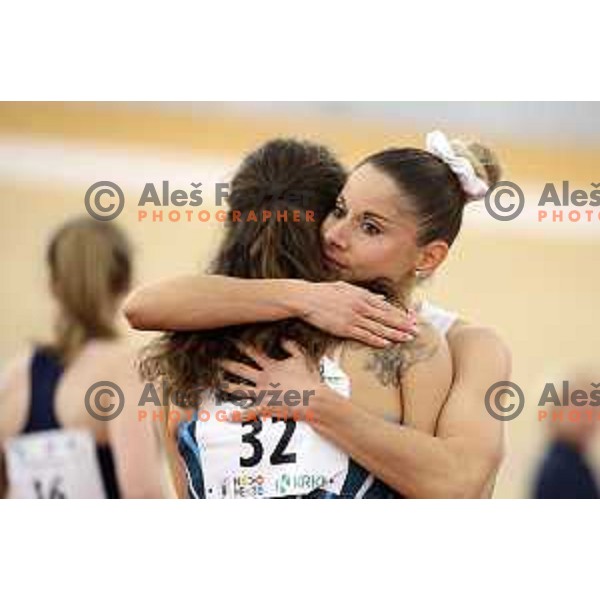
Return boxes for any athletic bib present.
[4,429,107,499]
[194,356,350,499]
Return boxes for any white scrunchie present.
[425,130,489,200]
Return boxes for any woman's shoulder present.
[75,336,141,367]
[420,304,510,368]
[420,301,508,352]
[447,319,508,347]
[54,337,142,404]
[446,320,511,372]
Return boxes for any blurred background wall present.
[1,101,599,498]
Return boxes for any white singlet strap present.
[419,301,459,336]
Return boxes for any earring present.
[415,269,428,280]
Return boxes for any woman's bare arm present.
[310,326,508,498]
[124,275,301,331]
[106,345,169,498]
[124,275,417,348]
[400,326,453,435]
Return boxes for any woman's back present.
[0,338,150,498]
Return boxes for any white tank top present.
[178,302,458,499]
[419,301,459,336]
[183,358,351,499]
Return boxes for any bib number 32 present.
[240,418,297,468]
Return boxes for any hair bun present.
[450,139,503,197]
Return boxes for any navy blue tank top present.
[23,347,121,499]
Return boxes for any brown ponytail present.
[139,139,347,398]
[46,216,132,365]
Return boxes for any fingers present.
[363,297,418,332]
[363,293,395,311]
[356,316,416,344]
[220,359,260,385]
[227,405,299,422]
[366,294,417,328]
[334,283,417,331]
[226,404,264,422]
[348,327,392,348]
[281,339,302,358]
[349,320,416,348]
[350,326,411,348]
[223,387,255,405]
[233,341,269,368]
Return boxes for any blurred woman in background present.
[0,216,166,498]
[533,368,600,499]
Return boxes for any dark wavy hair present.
[138,139,350,404]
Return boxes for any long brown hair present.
[139,139,348,403]
[45,216,133,365]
